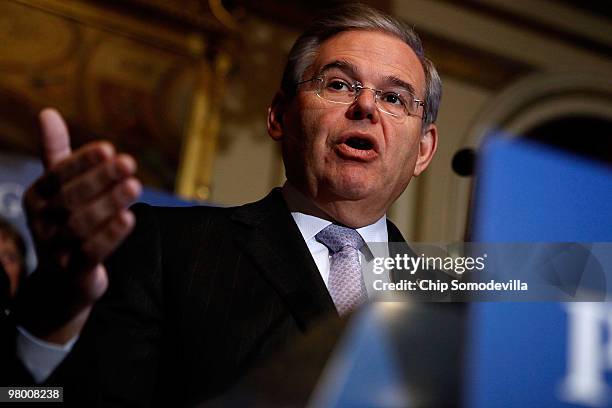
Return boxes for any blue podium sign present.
[468,134,612,407]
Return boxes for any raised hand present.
[16,108,141,343]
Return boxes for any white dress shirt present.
[281,182,388,287]
[16,326,78,382]
[18,182,390,382]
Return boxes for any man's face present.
[272,30,437,216]
[0,232,23,298]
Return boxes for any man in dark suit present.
[9,4,442,406]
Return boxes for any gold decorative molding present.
[0,0,237,192]
[176,52,232,201]
[13,0,207,57]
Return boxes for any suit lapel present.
[386,219,407,243]
[385,219,453,301]
[230,189,337,330]
[385,219,422,283]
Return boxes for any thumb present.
[38,108,72,170]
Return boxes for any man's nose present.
[346,88,380,123]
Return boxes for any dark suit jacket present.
[35,188,409,406]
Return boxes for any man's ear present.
[267,91,286,141]
[413,123,438,177]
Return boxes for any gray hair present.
[280,3,442,129]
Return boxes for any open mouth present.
[335,134,378,161]
[344,137,374,151]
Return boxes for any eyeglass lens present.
[315,76,419,117]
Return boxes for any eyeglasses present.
[296,75,425,120]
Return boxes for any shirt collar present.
[282,181,388,245]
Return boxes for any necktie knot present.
[315,224,365,254]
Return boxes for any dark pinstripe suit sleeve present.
[46,203,165,407]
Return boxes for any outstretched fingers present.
[67,177,141,240]
[81,210,136,265]
[60,154,137,210]
[19,108,143,342]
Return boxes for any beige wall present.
[211,16,296,205]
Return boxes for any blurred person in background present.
[0,216,28,386]
[0,216,27,308]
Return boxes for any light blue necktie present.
[316,224,367,316]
